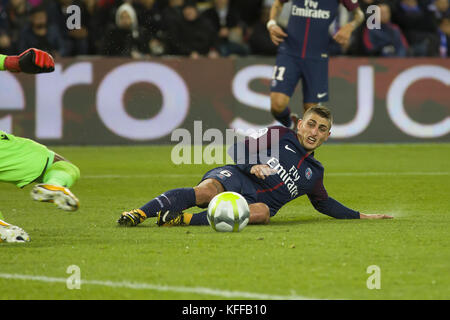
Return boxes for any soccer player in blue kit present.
[118,105,392,227]
[268,0,365,128]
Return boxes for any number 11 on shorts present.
[272,66,286,81]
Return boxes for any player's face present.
[296,113,331,152]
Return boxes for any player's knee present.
[70,162,81,180]
[64,160,81,181]
[270,93,289,114]
[194,179,223,207]
[249,203,270,225]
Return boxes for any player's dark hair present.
[304,105,333,128]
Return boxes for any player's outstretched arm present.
[0,48,55,74]
[360,213,393,219]
[308,177,393,220]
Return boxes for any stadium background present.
[0,0,449,144]
[1,57,449,144]
[0,0,449,302]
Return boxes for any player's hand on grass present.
[250,164,276,180]
[268,24,288,46]
[5,48,55,74]
[360,213,394,219]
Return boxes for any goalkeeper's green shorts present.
[0,130,55,188]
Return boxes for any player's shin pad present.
[43,161,80,188]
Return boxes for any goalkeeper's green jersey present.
[0,130,54,188]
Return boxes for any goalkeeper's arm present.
[0,48,55,74]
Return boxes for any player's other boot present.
[31,184,79,211]
[0,220,30,243]
[117,209,147,227]
[156,211,186,226]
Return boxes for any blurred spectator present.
[248,4,277,55]
[201,0,248,56]
[166,2,218,58]
[72,0,113,55]
[17,5,68,56]
[392,0,439,56]
[0,31,14,54]
[133,0,166,55]
[162,0,185,28]
[28,0,44,7]
[0,0,448,58]
[230,0,263,27]
[196,0,214,13]
[362,3,409,56]
[434,15,450,56]
[46,0,91,56]
[133,0,163,35]
[0,0,31,53]
[429,0,450,19]
[101,2,145,57]
[359,0,378,15]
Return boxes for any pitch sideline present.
[0,273,317,300]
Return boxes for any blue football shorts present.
[270,53,329,103]
[200,165,258,206]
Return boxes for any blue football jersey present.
[278,0,359,59]
[231,126,360,218]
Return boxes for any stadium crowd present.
[0,0,449,58]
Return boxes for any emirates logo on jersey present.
[267,157,299,198]
[291,1,331,20]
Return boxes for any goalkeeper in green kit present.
[0,48,80,243]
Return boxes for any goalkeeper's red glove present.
[5,48,55,74]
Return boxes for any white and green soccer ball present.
[207,192,250,232]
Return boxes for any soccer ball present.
[207,192,250,232]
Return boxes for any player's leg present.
[117,169,227,227]
[270,92,291,127]
[300,58,329,113]
[31,153,81,211]
[0,130,50,188]
[118,165,256,227]
[168,178,225,226]
[118,166,235,227]
[41,153,80,188]
[155,178,225,227]
[118,185,200,227]
[248,202,270,225]
[159,167,261,227]
[159,201,270,227]
[270,54,301,128]
[0,130,80,211]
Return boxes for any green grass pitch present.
[0,144,449,300]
